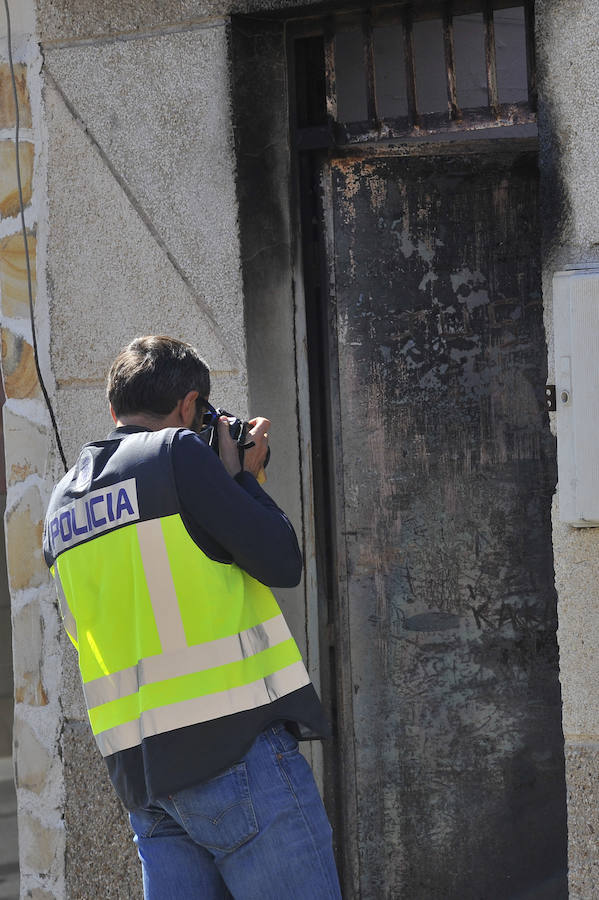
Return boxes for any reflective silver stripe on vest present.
[136,519,187,651]
[94,659,311,756]
[54,569,77,642]
[82,613,292,710]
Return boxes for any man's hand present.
[217,416,271,479]
[243,418,270,479]
[217,416,242,478]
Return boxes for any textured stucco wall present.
[537,1,599,896]
[36,9,252,899]
[42,21,248,459]
[35,0,326,44]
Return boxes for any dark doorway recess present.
[232,7,568,899]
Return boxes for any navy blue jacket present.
[46,425,329,809]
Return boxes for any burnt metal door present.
[317,146,567,898]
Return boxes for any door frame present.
[287,13,540,893]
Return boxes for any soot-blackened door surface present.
[324,148,567,898]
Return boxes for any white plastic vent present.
[553,267,599,526]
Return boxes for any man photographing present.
[43,335,341,899]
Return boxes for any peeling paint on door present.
[326,148,567,899]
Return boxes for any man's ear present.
[180,390,199,428]
[109,404,118,424]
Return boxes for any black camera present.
[202,408,270,470]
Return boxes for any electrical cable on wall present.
[3,0,68,473]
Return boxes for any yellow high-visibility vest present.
[45,429,311,758]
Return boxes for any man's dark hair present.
[107,336,210,418]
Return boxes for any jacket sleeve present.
[172,430,303,588]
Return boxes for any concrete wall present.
[536,0,599,896]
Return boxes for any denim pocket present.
[269,722,300,756]
[170,762,258,854]
[129,807,171,839]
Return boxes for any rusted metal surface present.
[319,157,362,895]
[336,104,536,145]
[524,1,537,112]
[294,1,535,148]
[333,134,538,160]
[337,106,536,146]
[324,22,338,123]
[484,3,499,113]
[362,13,379,128]
[402,7,418,129]
[442,4,459,120]
[324,148,567,898]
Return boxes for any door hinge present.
[545,384,556,411]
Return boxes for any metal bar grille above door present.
[292,0,536,147]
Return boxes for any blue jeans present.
[129,723,342,899]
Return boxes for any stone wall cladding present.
[537,0,599,893]
[0,3,67,896]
